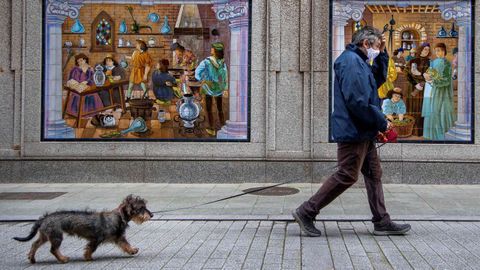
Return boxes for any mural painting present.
[43,0,250,141]
[331,0,473,142]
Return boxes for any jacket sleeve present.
[340,66,388,132]
[371,50,389,89]
[194,60,207,81]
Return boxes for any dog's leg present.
[84,240,99,261]
[116,236,139,255]
[28,232,48,264]
[49,233,69,264]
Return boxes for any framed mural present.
[42,0,251,141]
[330,0,474,143]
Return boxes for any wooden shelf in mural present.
[62,32,86,35]
[117,33,173,36]
[436,36,458,39]
[116,46,164,49]
[401,39,420,42]
[173,28,209,38]
[63,46,88,49]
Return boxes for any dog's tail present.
[13,220,41,242]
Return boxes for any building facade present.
[0,0,479,183]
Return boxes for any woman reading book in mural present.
[422,43,455,140]
[405,43,431,137]
[195,42,228,136]
[125,39,153,101]
[66,53,103,115]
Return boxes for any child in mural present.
[392,48,406,72]
[195,42,228,136]
[405,43,431,136]
[171,42,198,95]
[422,43,455,140]
[125,39,153,101]
[382,87,407,122]
[405,47,416,62]
[151,59,177,105]
[66,53,103,115]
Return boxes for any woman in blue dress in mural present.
[422,43,455,140]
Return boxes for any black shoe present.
[373,221,411,236]
[292,209,322,237]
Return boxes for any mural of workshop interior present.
[43,0,250,140]
[331,0,473,142]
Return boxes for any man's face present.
[77,58,86,65]
[392,93,402,103]
[106,58,114,67]
[363,37,381,51]
[435,47,445,58]
[420,46,430,57]
[175,49,184,58]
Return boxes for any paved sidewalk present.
[3,220,480,269]
[2,184,480,269]
[0,183,479,221]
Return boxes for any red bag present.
[376,129,398,143]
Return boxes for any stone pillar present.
[213,1,248,140]
[44,0,84,139]
[441,3,472,141]
[332,2,364,61]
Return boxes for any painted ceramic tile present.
[43,0,250,141]
[330,0,473,142]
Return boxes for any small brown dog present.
[13,194,153,264]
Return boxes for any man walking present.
[293,26,411,236]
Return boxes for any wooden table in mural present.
[63,79,129,127]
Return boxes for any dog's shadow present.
[26,255,133,266]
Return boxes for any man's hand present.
[387,121,394,130]
[379,34,386,52]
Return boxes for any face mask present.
[367,47,380,61]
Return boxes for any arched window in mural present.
[330,0,473,143]
[42,0,250,141]
[91,11,115,52]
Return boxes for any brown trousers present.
[299,140,391,225]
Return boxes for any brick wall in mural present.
[43,0,250,141]
[331,0,473,142]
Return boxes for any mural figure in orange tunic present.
[126,40,153,101]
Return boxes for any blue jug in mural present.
[449,22,458,38]
[161,16,171,34]
[120,117,148,135]
[437,26,447,38]
[71,19,85,33]
[119,20,128,33]
[176,94,201,128]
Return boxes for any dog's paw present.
[28,255,36,264]
[58,256,69,264]
[84,255,93,261]
[129,247,139,255]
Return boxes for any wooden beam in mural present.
[366,5,375,14]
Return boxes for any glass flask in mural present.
[330,0,473,143]
[42,0,250,141]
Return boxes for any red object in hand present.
[376,129,398,143]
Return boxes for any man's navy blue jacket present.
[331,44,389,142]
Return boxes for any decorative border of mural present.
[40,0,252,142]
[327,0,475,144]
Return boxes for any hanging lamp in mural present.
[71,19,85,33]
[161,16,172,34]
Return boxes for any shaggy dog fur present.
[13,194,153,264]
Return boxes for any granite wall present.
[0,0,480,184]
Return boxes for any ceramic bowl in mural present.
[148,13,160,23]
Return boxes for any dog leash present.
[151,142,388,214]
